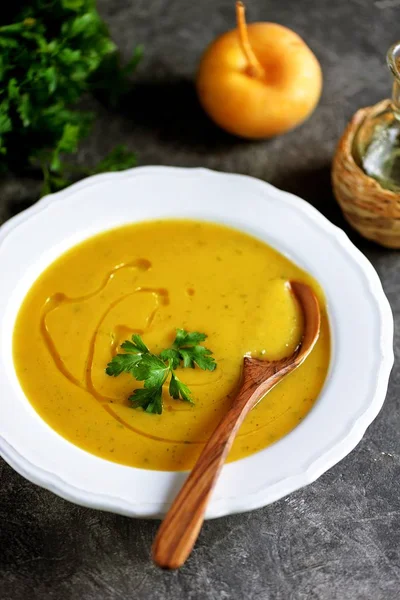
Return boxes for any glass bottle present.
[352,41,400,192]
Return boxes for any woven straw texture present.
[332,99,400,248]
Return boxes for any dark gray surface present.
[1,1,399,598]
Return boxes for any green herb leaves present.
[130,387,163,415]
[106,330,217,415]
[105,334,148,377]
[160,329,217,370]
[104,352,142,378]
[0,1,141,196]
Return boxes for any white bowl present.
[0,166,394,518]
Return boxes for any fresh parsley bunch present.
[0,1,142,195]
[106,330,217,415]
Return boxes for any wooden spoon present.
[152,281,321,569]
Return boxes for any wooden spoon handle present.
[152,381,260,569]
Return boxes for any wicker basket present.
[332,99,400,249]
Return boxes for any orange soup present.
[13,220,330,470]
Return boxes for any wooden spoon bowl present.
[152,281,321,569]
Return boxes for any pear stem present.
[236,1,265,78]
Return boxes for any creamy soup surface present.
[13,220,330,471]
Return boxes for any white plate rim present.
[0,166,394,519]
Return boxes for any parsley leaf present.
[160,328,217,371]
[158,347,181,369]
[174,329,207,346]
[106,330,217,414]
[105,352,142,377]
[121,334,149,354]
[133,354,170,389]
[129,387,163,415]
[169,371,193,404]
[91,145,137,175]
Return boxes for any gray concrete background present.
[1,1,400,598]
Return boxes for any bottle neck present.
[392,80,400,116]
[387,42,400,117]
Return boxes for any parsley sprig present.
[106,330,217,415]
[0,1,142,196]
